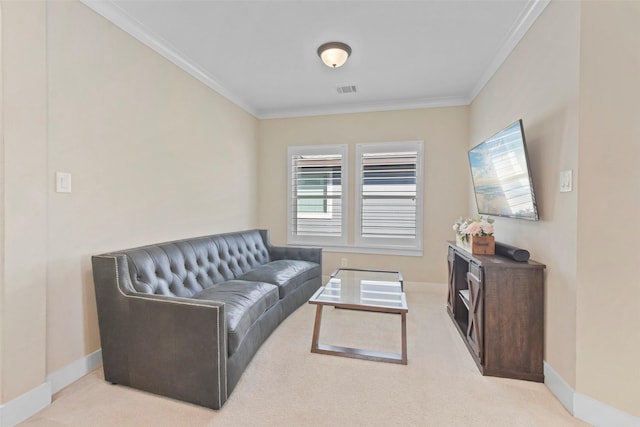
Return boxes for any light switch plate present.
[56,172,72,193]
[560,170,572,192]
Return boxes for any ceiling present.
[82,0,549,119]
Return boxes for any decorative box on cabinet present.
[447,242,545,382]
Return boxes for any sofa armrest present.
[269,245,322,264]
[126,293,228,409]
[258,229,322,265]
[92,254,229,409]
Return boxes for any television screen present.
[468,120,539,221]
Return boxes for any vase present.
[456,235,495,255]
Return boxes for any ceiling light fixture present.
[317,42,352,68]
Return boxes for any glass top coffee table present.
[308,268,408,365]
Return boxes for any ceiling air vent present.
[336,85,357,94]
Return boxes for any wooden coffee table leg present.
[311,304,324,352]
[401,311,408,365]
[310,304,408,364]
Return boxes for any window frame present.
[354,141,424,251]
[287,144,348,246]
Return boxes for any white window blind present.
[287,145,347,246]
[355,141,423,249]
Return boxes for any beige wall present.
[0,2,3,402]
[470,0,581,389]
[1,0,258,402]
[257,107,469,283]
[472,0,640,418]
[44,1,258,373]
[0,0,48,402]
[576,0,640,417]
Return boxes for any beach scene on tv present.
[468,121,538,221]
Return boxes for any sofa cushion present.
[192,280,278,356]
[238,260,320,299]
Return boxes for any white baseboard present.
[544,361,640,427]
[46,349,103,394]
[0,350,102,427]
[0,382,51,427]
[544,361,574,413]
[574,393,640,427]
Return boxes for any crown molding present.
[468,0,551,102]
[256,96,471,120]
[80,0,258,117]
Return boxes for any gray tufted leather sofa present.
[91,229,321,409]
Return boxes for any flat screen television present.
[468,119,539,221]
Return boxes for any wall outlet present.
[341,258,348,267]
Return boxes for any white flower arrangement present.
[453,215,495,242]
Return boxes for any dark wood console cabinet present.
[447,242,545,382]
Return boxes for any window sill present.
[286,242,423,257]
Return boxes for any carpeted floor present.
[21,282,587,426]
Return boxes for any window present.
[287,142,423,254]
[287,145,347,246]
[355,141,423,250]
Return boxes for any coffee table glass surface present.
[311,268,406,311]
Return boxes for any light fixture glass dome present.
[317,42,352,68]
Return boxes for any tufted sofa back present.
[121,230,271,297]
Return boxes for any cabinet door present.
[466,267,484,361]
[447,247,455,312]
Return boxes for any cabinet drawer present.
[469,261,482,281]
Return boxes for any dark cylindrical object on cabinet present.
[495,241,530,262]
